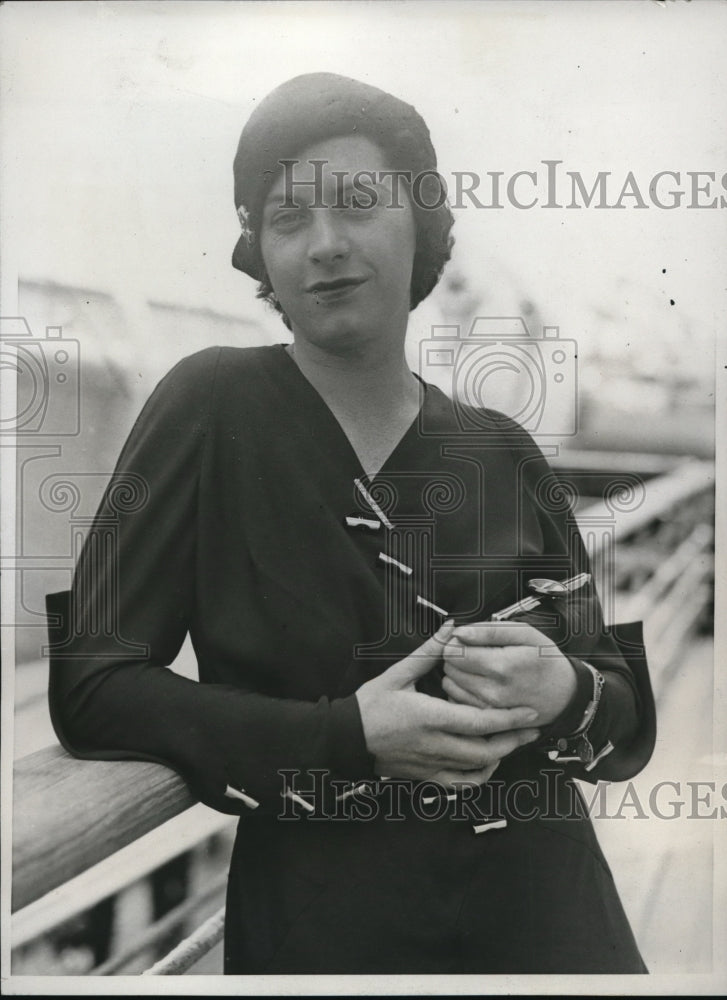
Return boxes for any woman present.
[47,72,653,974]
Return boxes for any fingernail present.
[436,619,455,640]
[524,709,539,721]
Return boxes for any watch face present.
[576,735,595,765]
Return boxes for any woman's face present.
[259,134,416,353]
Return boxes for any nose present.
[306,210,351,265]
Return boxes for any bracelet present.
[542,662,605,765]
[571,662,605,738]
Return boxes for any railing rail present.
[576,458,714,543]
[12,774,233,950]
[12,745,196,913]
[11,455,716,974]
[92,876,228,975]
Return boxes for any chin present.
[293,310,375,351]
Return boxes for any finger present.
[432,764,499,789]
[417,731,510,770]
[385,620,455,688]
[444,642,515,678]
[440,728,540,769]
[425,700,539,736]
[417,730,538,774]
[483,727,541,760]
[443,662,499,704]
[372,759,497,787]
[453,621,551,649]
[441,636,466,660]
[442,674,491,709]
[443,656,502,690]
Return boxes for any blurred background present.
[3,0,723,982]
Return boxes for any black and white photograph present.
[1,1,725,994]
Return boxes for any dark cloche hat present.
[232,72,440,280]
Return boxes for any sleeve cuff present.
[327,694,377,780]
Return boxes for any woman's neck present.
[285,334,420,420]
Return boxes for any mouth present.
[307,276,367,302]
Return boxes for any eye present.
[271,208,305,231]
[334,191,357,211]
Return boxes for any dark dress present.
[47,344,653,973]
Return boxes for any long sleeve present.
[494,409,655,783]
[47,348,374,817]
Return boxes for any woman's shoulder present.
[153,344,285,405]
[165,343,283,382]
[133,344,283,437]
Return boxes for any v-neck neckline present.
[273,342,429,483]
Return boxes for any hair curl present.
[254,193,455,330]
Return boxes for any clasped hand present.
[356,619,574,788]
[441,620,577,723]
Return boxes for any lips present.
[307,276,367,299]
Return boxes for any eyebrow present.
[263,175,393,214]
[262,183,314,213]
[263,196,297,214]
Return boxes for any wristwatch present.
[541,662,606,766]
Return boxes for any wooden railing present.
[10,455,715,975]
[13,747,195,913]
